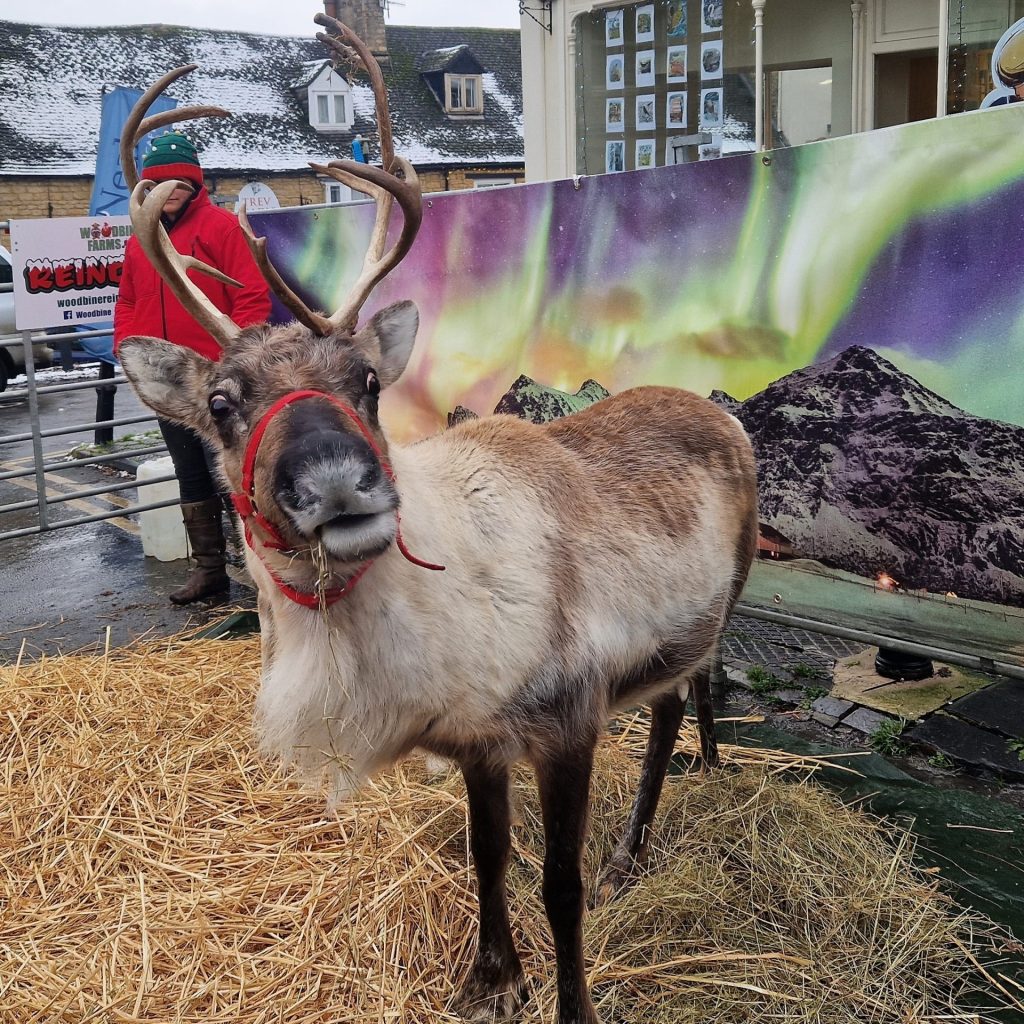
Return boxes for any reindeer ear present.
[118,337,215,434]
[353,300,418,387]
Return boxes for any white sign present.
[235,182,280,215]
[9,215,133,331]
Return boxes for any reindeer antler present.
[119,65,231,193]
[235,14,423,337]
[129,179,244,346]
[120,65,243,350]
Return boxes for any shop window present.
[946,3,1024,113]
[765,65,832,148]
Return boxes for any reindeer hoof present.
[454,970,528,1021]
[593,854,639,907]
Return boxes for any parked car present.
[0,243,53,391]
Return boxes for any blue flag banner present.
[90,87,176,217]
[83,88,176,363]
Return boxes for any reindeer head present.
[118,16,435,589]
[121,303,418,565]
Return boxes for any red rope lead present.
[230,389,445,607]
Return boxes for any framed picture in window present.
[700,87,723,129]
[606,140,625,173]
[636,139,656,169]
[667,45,687,83]
[667,1,687,38]
[701,40,723,80]
[607,54,625,89]
[636,94,657,131]
[605,9,623,47]
[635,50,655,88]
[701,0,723,34]
[699,134,723,160]
[635,4,655,43]
[666,91,687,128]
[606,97,625,132]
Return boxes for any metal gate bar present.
[0,324,172,543]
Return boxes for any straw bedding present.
[1,631,1019,1023]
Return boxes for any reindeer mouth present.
[322,511,379,531]
[315,508,397,561]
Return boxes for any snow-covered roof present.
[0,21,524,177]
[290,59,332,91]
[416,45,472,74]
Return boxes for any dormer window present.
[446,73,483,114]
[419,46,487,117]
[298,62,354,133]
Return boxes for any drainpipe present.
[851,1,864,132]
[753,0,767,150]
[936,0,950,117]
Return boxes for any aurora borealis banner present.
[250,103,1024,660]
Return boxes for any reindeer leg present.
[454,758,527,1022]
[535,744,599,1024]
[594,664,718,905]
[689,663,720,769]
[595,686,685,906]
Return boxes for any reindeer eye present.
[209,392,234,419]
[365,370,381,397]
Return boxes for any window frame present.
[469,176,517,189]
[324,181,353,205]
[443,72,485,114]
[308,74,353,132]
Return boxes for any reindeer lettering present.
[117,16,759,1024]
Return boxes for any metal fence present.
[0,321,178,541]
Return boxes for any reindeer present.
[116,15,759,1024]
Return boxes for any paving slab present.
[724,663,755,689]
[946,680,1024,740]
[811,696,854,726]
[842,707,898,736]
[908,713,1024,781]
[831,649,991,721]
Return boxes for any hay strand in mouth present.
[1,631,1019,1023]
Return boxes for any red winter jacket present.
[114,187,272,361]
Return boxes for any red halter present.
[230,389,444,608]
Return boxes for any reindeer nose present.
[275,428,377,506]
[357,463,382,492]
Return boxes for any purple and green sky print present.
[252,102,1024,443]
[249,105,1024,622]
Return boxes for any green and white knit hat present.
[141,131,204,185]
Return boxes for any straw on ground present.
[1,632,1019,1023]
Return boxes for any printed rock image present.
[717,346,1024,605]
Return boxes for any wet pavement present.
[0,365,255,662]
[0,514,254,662]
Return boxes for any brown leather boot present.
[170,498,230,605]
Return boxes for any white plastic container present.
[136,456,188,561]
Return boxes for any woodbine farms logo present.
[23,222,133,296]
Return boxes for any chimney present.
[323,0,388,61]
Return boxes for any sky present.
[5,0,521,33]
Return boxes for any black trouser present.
[158,417,222,505]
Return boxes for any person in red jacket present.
[114,131,272,604]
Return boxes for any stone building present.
[0,0,524,243]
